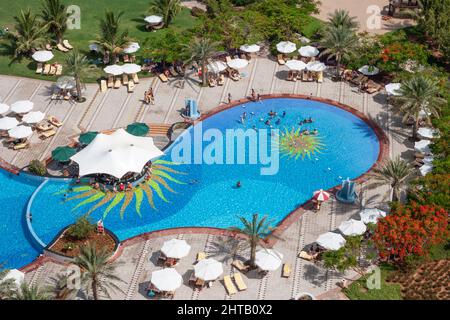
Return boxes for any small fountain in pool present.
[183,98,201,120]
[336,178,357,204]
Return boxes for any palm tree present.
[186,37,219,87]
[319,26,359,79]
[65,51,94,103]
[92,11,131,63]
[0,269,16,299]
[370,157,413,202]
[394,75,445,140]
[228,213,277,268]
[40,0,69,45]
[73,242,124,300]
[327,9,359,31]
[148,0,181,27]
[7,9,48,58]
[15,283,52,300]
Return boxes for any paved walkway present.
[3,56,413,299]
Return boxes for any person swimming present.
[265,120,271,125]
[312,128,318,135]
[275,118,281,125]
[282,111,286,118]
[236,181,241,188]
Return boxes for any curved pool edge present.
[26,179,49,248]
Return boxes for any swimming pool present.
[28,98,380,247]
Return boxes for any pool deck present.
[1,56,414,299]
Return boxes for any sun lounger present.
[282,263,291,278]
[218,74,225,86]
[12,142,29,150]
[159,73,168,83]
[317,71,324,83]
[62,39,73,50]
[223,275,237,295]
[277,54,286,65]
[196,252,206,262]
[122,73,129,85]
[49,65,57,75]
[36,63,43,74]
[195,278,205,287]
[208,77,217,87]
[35,121,54,132]
[107,76,114,88]
[232,260,249,273]
[298,251,314,261]
[365,80,382,94]
[233,273,247,291]
[48,116,63,127]
[127,80,135,93]
[39,129,56,139]
[415,152,425,159]
[132,73,139,84]
[287,71,294,81]
[123,54,130,63]
[43,64,51,75]
[55,64,63,76]
[114,77,121,89]
[100,79,107,92]
[57,43,69,53]
[45,44,52,51]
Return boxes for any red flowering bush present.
[373,203,449,265]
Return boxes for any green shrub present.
[28,159,47,176]
[191,7,205,18]
[62,242,75,252]
[66,215,95,241]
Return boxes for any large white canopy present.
[385,83,401,96]
[22,111,45,124]
[2,269,25,286]
[207,61,227,73]
[150,268,182,292]
[70,128,164,179]
[8,125,33,139]
[103,65,123,76]
[0,117,19,130]
[121,63,142,74]
[123,42,140,54]
[240,44,260,53]
[227,58,249,69]
[255,249,283,271]
[145,15,163,24]
[418,127,439,140]
[194,258,223,281]
[32,50,54,62]
[276,41,296,54]
[419,163,433,176]
[338,219,367,236]
[316,232,346,250]
[11,100,33,114]
[358,65,380,76]
[298,45,319,57]
[0,103,10,114]
[161,239,191,259]
[414,140,431,153]
[306,61,326,72]
[359,208,386,224]
[285,59,307,71]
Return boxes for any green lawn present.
[0,0,198,82]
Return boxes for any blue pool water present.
[1,98,380,268]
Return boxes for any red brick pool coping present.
[18,94,389,272]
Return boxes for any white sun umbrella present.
[32,50,54,62]
[385,83,401,96]
[276,41,297,54]
[121,63,142,74]
[306,61,326,72]
[285,59,307,71]
[56,76,76,90]
[358,65,380,76]
[123,42,140,54]
[150,268,182,292]
[299,36,311,43]
[419,163,433,176]
[11,100,33,114]
[22,111,45,124]
[103,65,123,76]
[240,44,260,53]
[70,128,164,179]
[194,258,223,281]
[145,15,163,24]
[423,155,434,164]
[359,208,387,224]
[0,103,10,114]
[338,219,367,236]
[418,127,439,139]
[255,249,283,271]
[8,125,33,139]
[227,58,249,69]
[161,239,191,259]
[414,140,431,153]
[207,61,227,73]
[0,117,19,130]
[316,232,346,250]
[419,109,431,117]
[2,269,25,286]
[298,45,319,57]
